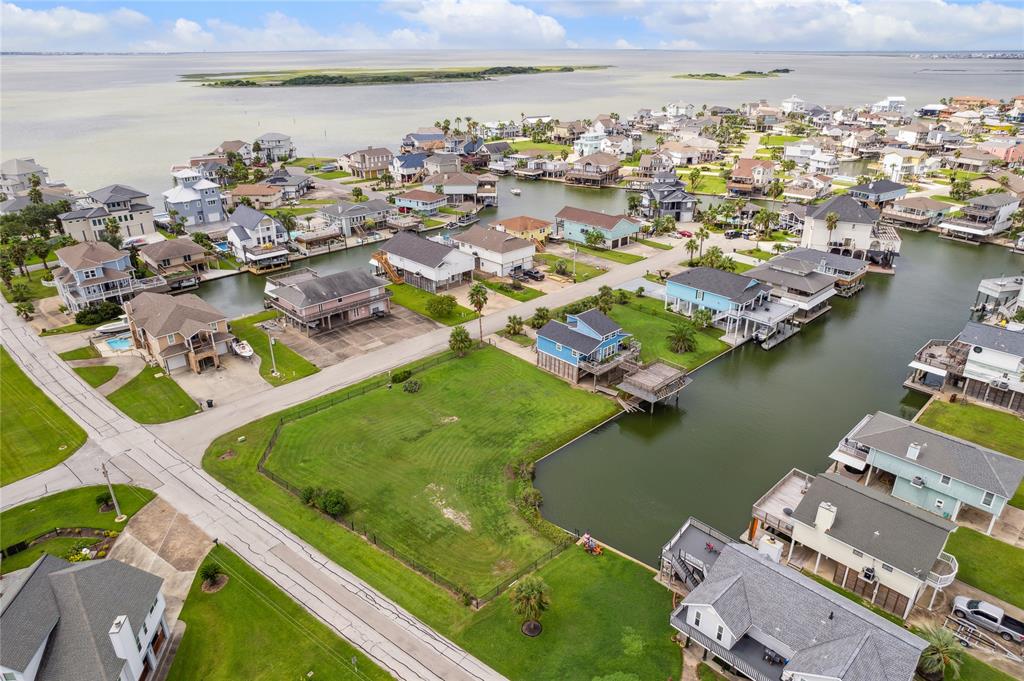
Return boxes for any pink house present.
[264,268,391,335]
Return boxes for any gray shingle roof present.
[139,238,205,261]
[381,231,456,268]
[957,321,1024,357]
[748,258,835,295]
[272,270,387,308]
[969,192,1018,208]
[229,204,274,232]
[574,309,621,337]
[88,184,147,205]
[319,199,392,220]
[537,319,602,354]
[667,267,770,304]
[847,179,906,196]
[792,473,955,576]
[0,555,62,672]
[683,543,926,681]
[785,248,868,274]
[453,225,533,254]
[807,195,879,224]
[850,412,1024,498]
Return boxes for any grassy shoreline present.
[185,65,610,87]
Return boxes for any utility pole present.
[269,336,279,377]
[101,462,126,522]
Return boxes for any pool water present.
[106,337,132,351]
[213,242,229,252]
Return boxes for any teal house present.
[554,206,641,249]
[829,411,1024,535]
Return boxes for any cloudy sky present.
[2,0,1022,53]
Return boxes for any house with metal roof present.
[451,226,535,277]
[253,132,295,163]
[373,231,473,292]
[535,309,636,384]
[746,256,837,324]
[800,195,901,268]
[0,555,170,681]
[390,152,429,185]
[393,189,448,215]
[125,291,231,373]
[265,268,391,335]
[554,206,640,249]
[58,184,156,244]
[0,157,49,195]
[668,539,927,681]
[829,411,1024,534]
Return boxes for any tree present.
[199,562,223,586]
[468,283,488,341]
[529,306,551,329]
[15,301,33,320]
[825,211,839,244]
[8,241,29,278]
[352,186,364,201]
[696,226,711,259]
[505,315,524,336]
[27,175,43,205]
[449,326,472,357]
[596,285,614,314]
[380,171,394,189]
[509,574,550,636]
[773,242,786,254]
[667,321,697,354]
[781,159,796,172]
[30,237,51,270]
[684,238,699,263]
[916,627,963,681]
[626,194,641,216]
[688,168,703,192]
[752,208,779,239]
[584,229,605,248]
[100,217,122,250]
[693,308,713,329]
[0,257,13,287]
[277,211,298,233]
[426,293,457,319]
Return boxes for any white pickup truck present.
[952,597,1024,643]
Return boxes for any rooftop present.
[271,269,388,309]
[667,267,770,305]
[126,291,227,338]
[453,225,534,253]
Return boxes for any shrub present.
[97,550,107,558]
[528,307,551,329]
[95,491,112,507]
[519,487,543,510]
[390,369,412,383]
[426,293,457,318]
[505,315,524,336]
[614,289,631,304]
[316,488,350,517]
[300,486,317,505]
[635,286,645,298]
[199,561,223,585]
[403,379,421,394]
[74,300,122,325]
[449,326,472,356]
[553,259,570,276]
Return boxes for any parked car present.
[741,229,756,238]
[320,163,338,172]
[678,230,693,238]
[523,268,545,281]
[952,597,1024,643]
[724,230,742,239]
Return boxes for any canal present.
[534,230,1023,566]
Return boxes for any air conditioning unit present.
[911,476,925,488]
[861,566,876,583]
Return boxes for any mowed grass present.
[386,283,478,326]
[945,528,1024,610]
[607,297,731,370]
[1,537,86,573]
[74,365,119,388]
[167,545,391,681]
[0,346,87,485]
[761,134,802,146]
[949,656,1020,681]
[1,485,155,547]
[0,275,54,302]
[534,253,606,282]
[58,345,100,361]
[230,311,319,386]
[266,347,618,593]
[479,279,545,302]
[571,244,645,265]
[107,366,200,423]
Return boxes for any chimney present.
[108,615,133,662]
[815,501,837,532]
[906,442,922,460]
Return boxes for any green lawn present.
[386,283,478,326]
[0,346,87,485]
[697,663,730,681]
[58,345,100,360]
[314,170,352,180]
[423,217,444,228]
[572,244,645,265]
[230,311,319,386]
[498,331,534,347]
[1,537,88,573]
[40,322,102,336]
[690,175,727,195]
[1,484,155,548]
[479,279,545,302]
[267,206,318,218]
[937,168,985,181]
[439,206,465,215]
[264,347,617,594]
[74,365,119,388]
[168,545,391,681]
[107,366,200,423]
[945,528,1024,609]
[285,156,336,168]
[930,194,968,205]
[607,298,731,370]
[729,259,755,273]
[738,248,773,261]
[949,655,1019,681]
[534,253,606,282]
[761,135,802,146]
[1,274,55,302]
[636,238,673,251]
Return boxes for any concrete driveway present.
[172,353,270,406]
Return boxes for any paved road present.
[0,306,503,681]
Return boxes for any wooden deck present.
[750,468,815,535]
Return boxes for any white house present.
[781,94,806,115]
[573,131,607,157]
[939,192,1021,240]
[226,205,290,273]
[451,226,535,277]
[374,231,474,293]
[801,195,901,267]
[807,151,839,176]
[783,140,821,166]
[254,132,295,162]
[665,101,695,118]
[871,95,907,113]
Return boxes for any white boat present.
[96,316,129,334]
[232,339,254,358]
[510,188,522,196]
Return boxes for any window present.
[882,563,893,572]
[555,343,563,351]
[935,499,945,510]
[693,611,701,627]
[940,474,951,486]
[852,549,863,558]
[150,598,157,613]
[982,491,995,507]
[5,673,18,681]
[715,625,724,642]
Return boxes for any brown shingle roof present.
[493,215,552,233]
[125,291,226,337]
[139,239,205,261]
[397,189,446,203]
[55,241,124,270]
[453,226,534,253]
[733,158,774,177]
[555,206,639,231]
[230,184,281,197]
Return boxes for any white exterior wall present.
[386,250,474,285]
[456,242,535,276]
[964,346,1024,389]
[800,217,874,253]
[686,604,737,648]
[0,638,47,681]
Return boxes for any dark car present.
[724,230,742,239]
[523,268,545,281]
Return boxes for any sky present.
[2,0,1023,53]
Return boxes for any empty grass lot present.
[386,283,478,325]
[738,248,773,261]
[480,279,545,302]
[1,275,53,302]
[607,297,731,370]
[534,253,606,282]
[761,134,802,146]
[1,346,87,485]
[264,347,618,594]
[167,545,391,681]
[945,528,1024,610]
[107,366,200,423]
[74,365,119,388]
[58,345,100,360]
[230,311,319,386]
[572,244,645,264]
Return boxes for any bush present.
[403,379,421,394]
[74,300,122,325]
[425,293,457,318]
[615,289,631,304]
[528,307,551,329]
[316,488,349,517]
[97,550,107,558]
[95,491,112,507]
[300,486,317,505]
[390,369,412,383]
[199,561,223,585]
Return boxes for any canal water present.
[534,231,1023,566]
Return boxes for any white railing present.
[927,551,958,588]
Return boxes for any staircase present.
[372,251,404,284]
[532,238,546,252]
[671,551,704,589]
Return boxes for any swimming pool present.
[105,337,132,351]
[214,242,229,252]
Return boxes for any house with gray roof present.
[318,198,394,237]
[52,241,165,313]
[451,226,535,277]
[265,268,391,334]
[373,231,474,292]
[0,555,169,681]
[58,184,156,244]
[669,539,927,681]
[138,238,213,292]
[535,309,635,384]
[784,247,870,296]
[162,168,225,227]
[938,192,1020,241]
[846,179,907,206]
[224,205,290,273]
[746,256,837,323]
[830,411,1024,534]
[800,195,900,268]
[1,157,49,195]
[253,132,295,163]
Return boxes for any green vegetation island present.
[184,65,611,87]
[673,68,793,81]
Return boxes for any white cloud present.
[390,0,568,48]
[1,2,148,50]
[614,38,637,49]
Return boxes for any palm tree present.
[505,315,524,336]
[468,283,488,342]
[529,306,551,329]
[29,237,51,270]
[696,226,711,258]
[449,326,472,357]
[15,301,33,320]
[825,211,839,246]
[772,242,786,255]
[627,194,641,216]
[684,238,699,264]
[667,321,697,354]
[688,168,703,192]
[509,575,549,636]
[596,285,614,314]
[916,627,963,681]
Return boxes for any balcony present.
[578,341,641,376]
[912,339,966,373]
[927,551,958,588]
[751,468,815,534]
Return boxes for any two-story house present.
[214,139,253,164]
[125,291,231,373]
[642,172,698,222]
[345,146,394,179]
[227,183,282,210]
[801,195,901,267]
[829,411,1024,535]
[393,189,448,215]
[554,206,640,249]
[938,192,1020,242]
[880,197,950,231]
[253,132,295,162]
[0,157,49,195]
[52,241,163,313]
[882,148,930,182]
[225,205,289,273]
[492,215,552,243]
[318,198,394,236]
[536,309,636,384]
[451,226,535,277]
[745,256,837,324]
[372,231,474,292]
[58,185,155,243]
[265,268,391,335]
[423,171,498,206]
[138,238,213,292]
[162,168,225,226]
[565,152,621,187]
[0,555,171,681]
[846,179,907,207]
[783,247,869,297]
[390,152,429,185]
[727,159,774,197]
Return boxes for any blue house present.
[554,206,641,249]
[536,309,635,383]
[665,267,796,345]
[830,411,1024,535]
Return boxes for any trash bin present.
[206,399,214,408]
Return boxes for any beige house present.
[228,184,282,210]
[345,146,394,179]
[125,292,232,374]
[138,239,214,292]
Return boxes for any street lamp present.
[101,462,127,522]
[269,336,279,377]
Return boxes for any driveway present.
[172,353,271,406]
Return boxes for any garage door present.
[166,354,188,371]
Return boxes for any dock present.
[617,362,691,412]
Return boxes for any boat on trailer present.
[96,315,130,334]
[232,339,254,358]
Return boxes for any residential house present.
[254,132,295,163]
[0,185,75,216]
[727,159,774,197]
[444,135,483,157]
[524,157,569,179]
[947,110,984,133]
[978,138,1024,165]
[373,231,474,292]
[784,247,869,296]
[138,238,213,292]
[552,120,586,143]
[846,179,907,207]
[801,195,901,267]
[807,151,839,176]
[782,174,832,201]
[0,555,171,681]
[642,172,697,221]
[345,146,394,179]
[925,128,963,150]
[871,96,907,113]
[263,168,312,200]
[0,157,49,194]
[938,192,1020,241]
[400,130,446,153]
[162,168,225,226]
[665,101,695,118]
[225,205,289,273]
[667,539,926,681]
[52,241,163,313]
[783,139,822,166]
[829,411,1024,534]
[480,120,521,139]
[227,184,282,210]
[636,152,676,179]
[423,153,461,176]
[394,189,448,215]
[665,268,797,345]
[590,114,620,135]
[58,185,155,243]
[746,256,837,323]
[214,140,253,164]
[125,292,231,373]
[265,268,390,335]
[882,148,930,182]
[599,135,633,159]
[781,94,807,115]
[476,141,512,165]
[554,206,640,248]
[880,197,951,231]
[452,225,535,276]
[779,203,808,233]
[423,171,497,206]
[318,198,394,236]
[573,131,608,157]
[842,129,883,155]
[675,136,720,162]
[945,147,998,173]
[565,152,621,188]
[915,103,948,118]
[390,152,429,185]
[970,172,1024,198]
[658,142,702,167]
[536,309,636,384]
[895,123,930,147]
[492,215,552,243]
